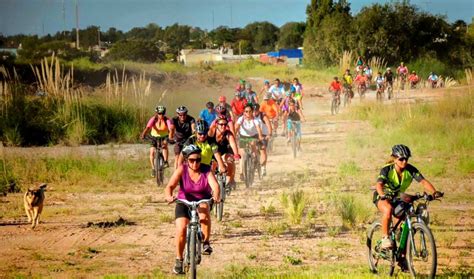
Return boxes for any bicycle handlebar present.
[175,198,213,208]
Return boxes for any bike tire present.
[406,221,437,278]
[217,175,225,221]
[331,98,336,115]
[367,221,396,276]
[154,151,163,186]
[291,130,297,158]
[248,155,255,186]
[243,153,251,188]
[189,230,197,279]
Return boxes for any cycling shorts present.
[149,136,168,148]
[287,120,302,139]
[175,201,212,219]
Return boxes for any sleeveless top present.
[177,164,212,201]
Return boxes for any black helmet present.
[182,144,201,158]
[392,144,412,158]
[155,105,166,114]
[215,104,226,114]
[195,119,208,134]
[176,106,188,114]
[206,101,214,109]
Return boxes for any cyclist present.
[235,104,264,181]
[199,101,217,127]
[269,78,285,105]
[342,69,354,99]
[286,99,305,149]
[209,115,240,188]
[259,93,279,136]
[243,83,259,106]
[428,72,439,88]
[253,103,272,176]
[329,76,342,105]
[259,80,271,101]
[169,106,196,169]
[291,77,304,110]
[408,71,420,89]
[164,144,220,274]
[355,56,365,72]
[235,79,246,95]
[375,72,385,93]
[280,90,295,136]
[140,105,173,175]
[217,95,233,120]
[373,144,442,250]
[179,120,226,174]
[397,62,409,81]
[383,67,394,89]
[364,65,373,86]
[354,71,368,93]
[231,91,248,119]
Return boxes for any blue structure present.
[267,49,303,59]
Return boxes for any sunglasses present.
[188,157,201,164]
[157,112,164,115]
[397,157,408,162]
[217,122,227,126]
[198,133,207,136]
[244,110,252,113]
[178,113,186,117]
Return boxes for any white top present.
[269,84,284,100]
[237,115,260,137]
[255,115,268,135]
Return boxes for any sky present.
[1,0,473,36]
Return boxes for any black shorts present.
[174,142,184,155]
[175,201,212,219]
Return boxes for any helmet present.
[264,80,270,84]
[215,104,226,114]
[155,105,166,114]
[387,67,391,71]
[391,144,412,158]
[239,79,245,85]
[245,83,252,89]
[216,115,228,123]
[218,95,226,102]
[286,91,291,97]
[206,101,214,109]
[195,119,208,134]
[176,106,188,114]
[182,144,201,158]
[412,71,416,74]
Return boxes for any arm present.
[214,151,226,173]
[297,109,306,122]
[208,120,217,137]
[375,181,385,197]
[256,123,263,141]
[177,152,185,167]
[263,115,272,137]
[420,178,437,194]
[207,172,220,202]
[227,133,239,157]
[164,166,184,202]
[140,127,151,140]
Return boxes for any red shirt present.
[330,81,342,91]
[231,97,247,117]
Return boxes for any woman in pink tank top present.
[164,144,220,274]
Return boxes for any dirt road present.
[0,87,472,277]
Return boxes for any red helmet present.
[218,95,226,102]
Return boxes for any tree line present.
[0,0,472,73]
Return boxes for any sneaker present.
[163,161,169,168]
[381,236,393,249]
[150,169,155,178]
[262,166,267,176]
[173,258,184,274]
[202,242,213,255]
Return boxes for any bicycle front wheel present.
[189,230,197,279]
[217,176,226,221]
[291,130,297,158]
[367,221,395,276]
[407,221,437,278]
[243,153,252,188]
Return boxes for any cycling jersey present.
[146,116,172,137]
[364,68,373,77]
[375,76,384,84]
[288,110,300,121]
[172,115,195,142]
[183,135,219,167]
[354,75,367,85]
[212,130,234,155]
[236,116,261,137]
[254,114,269,135]
[384,72,394,83]
[269,84,284,101]
[330,81,342,91]
[199,109,217,127]
[397,66,408,75]
[245,90,258,105]
[428,75,438,81]
[231,97,247,117]
[260,100,278,119]
[377,163,424,195]
[177,165,212,202]
[408,74,419,83]
[343,74,353,85]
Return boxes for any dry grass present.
[339,50,353,74]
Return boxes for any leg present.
[162,141,169,163]
[224,154,235,184]
[32,208,39,228]
[377,199,393,236]
[175,217,189,259]
[198,204,211,242]
[149,146,155,169]
[24,205,33,223]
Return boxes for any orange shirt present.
[330,81,342,91]
[260,100,278,119]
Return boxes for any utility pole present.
[230,1,233,28]
[75,0,80,49]
[98,27,101,47]
[62,0,66,36]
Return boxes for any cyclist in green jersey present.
[373,144,442,249]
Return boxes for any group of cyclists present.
[142,72,443,275]
[141,77,306,274]
[329,57,443,104]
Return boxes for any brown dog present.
[23,183,47,229]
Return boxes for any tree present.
[277,22,305,49]
[105,39,164,62]
[242,21,279,53]
[209,26,239,47]
[163,24,191,55]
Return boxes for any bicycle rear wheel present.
[367,221,396,276]
[406,221,437,278]
[331,98,337,115]
[243,153,251,188]
[216,175,226,221]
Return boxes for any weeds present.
[280,189,306,225]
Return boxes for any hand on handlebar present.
[380,193,394,201]
[433,191,444,199]
[168,139,176,145]
[165,195,176,204]
[212,196,221,204]
[233,154,241,161]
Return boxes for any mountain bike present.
[288,120,301,158]
[399,73,407,90]
[214,170,227,222]
[175,198,213,279]
[367,192,443,277]
[330,90,341,115]
[386,82,394,100]
[242,139,260,188]
[144,135,168,186]
[376,84,385,102]
[343,85,352,107]
[357,82,367,99]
